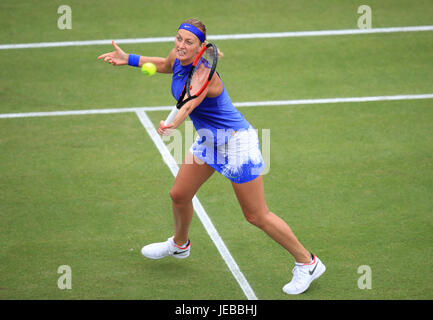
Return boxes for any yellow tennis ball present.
[141,62,156,76]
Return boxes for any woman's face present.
[175,29,202,65]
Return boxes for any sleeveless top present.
[171,59,250,145]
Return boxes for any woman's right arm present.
[97,41,176,74]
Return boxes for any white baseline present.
[1,25,432,50]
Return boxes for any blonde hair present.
[182,18,224,58]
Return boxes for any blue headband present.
[178,23,205,43]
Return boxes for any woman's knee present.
[243,209,269,227]
[169,188,192,205]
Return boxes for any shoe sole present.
[141,248,190,260]
[141,248,164,259]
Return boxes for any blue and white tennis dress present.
[171,59,265,184]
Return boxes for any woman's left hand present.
[97,40,128,66]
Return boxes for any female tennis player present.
[97,18,325,295]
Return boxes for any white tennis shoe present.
[141,237,190,260]
[283,254,326,295]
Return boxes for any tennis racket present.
[164,42,218,125]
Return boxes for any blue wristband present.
[128,54,141,67]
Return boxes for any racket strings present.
[189,64,210,94]
[188,46,217,96]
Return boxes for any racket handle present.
[164,107,179,126]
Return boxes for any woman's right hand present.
[157,120,175,136]
[97,40,129,66]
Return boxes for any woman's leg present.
[170,151,215,245]
[231,175,311,263]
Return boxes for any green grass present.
[1,0,433,300]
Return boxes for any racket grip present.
[164,107,179,126]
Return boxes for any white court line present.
[1,94,432,119]
[233,94,433,107]
[0,106,172,119]
[1,25,433,50]
[135,111,258,301]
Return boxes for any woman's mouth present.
[177,49,186,57]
